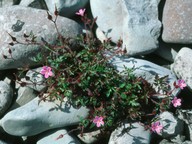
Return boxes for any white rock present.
[24,67,46,92]
[0,97,89,136]
[44,0,89,17]
[10,86,36,110]
[108,122,151,144]
[158,111,184,138]
[171,47,192,91]
[0,81,13,117]
[0,5,82,70]
[37,129,81,144]
[110,56,179,96]
[90,0,161,56]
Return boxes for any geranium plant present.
[4,7,187,140]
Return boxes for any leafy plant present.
[4,8,187,137]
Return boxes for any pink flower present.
[151,121,163,134]
[93,116,104,127]
[177,79,187,89]
[40,66,53,78]
[171,97,181,107]
[76,8,86,17]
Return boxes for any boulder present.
[90,0,161,56]
[108,122,151,144]
[162,0,192,44]
[171,47,192,91]
[0,97,89,136]
[0,81,13,117]
[110,56,179,96]
[158,111,184,138]
[0,5,82,70]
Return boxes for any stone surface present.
[77,129,101,144]
[108,122,151,144]
[158,111,184,138]
[171,47,192,91]
[19,0,48,9]
[90,0,161,56]
[44,0,89,17]
[0,0,20,7]
[37,129,81,144]
[23,67,47,92]
[10,86,36,110]
[0,5,82,70]
[0,81,13,117]
[110,55,179,96]
[0,97,89,136]
[162,0,192,44]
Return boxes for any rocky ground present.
[0,0,192,144]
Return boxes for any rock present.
[77,129,101,144]
[182,141,192,144]
[37,129,81,144]
[10,86,36,110]
[95,27,107,43]
[108,122,151,144]
[162,0,192,44]
[0,81,13,117]
[90,0,161,56]
[0,0,20,7]
[110,56,179,96]
[19,0,48,10]
[158,111,184,138]
[178,110,192,124]
[0,5,82,70]
[0,97,89,136]
[171,47,192,91]
[44,0,89,17]
[21,67,47,92]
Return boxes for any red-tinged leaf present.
[9,42,14,46]
[55,134,64,140]
[23,33,29,38]
[8,48,12,54]
[2,54,7,59]
[54,5,59,16]
[47,11,52,20]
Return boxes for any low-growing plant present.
[4,7,187,139]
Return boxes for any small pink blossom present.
[151,121,163,134]
[93,116,104,127]
[76,8,86,17]
[40,66,53,78]
[177,79,187,89]
[171,97,181,107]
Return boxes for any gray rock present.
[10,86,36,110]
[182,141,192,144]
[0,5,82,70]
[0,0,20,7]
[171,47,192,91]
[0,97,89,136]
[23,67,47,92]
[37,129,81,144]
[44,0,89,17]
[77,129,101,144]
[110,56,179,96]
[108,122,151,144]
[178,109,192,124]
[158,111,184,138]
[90,0,161,56]
[0,81,13,117]
[19,0,48,9]
[162,0,192,44]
